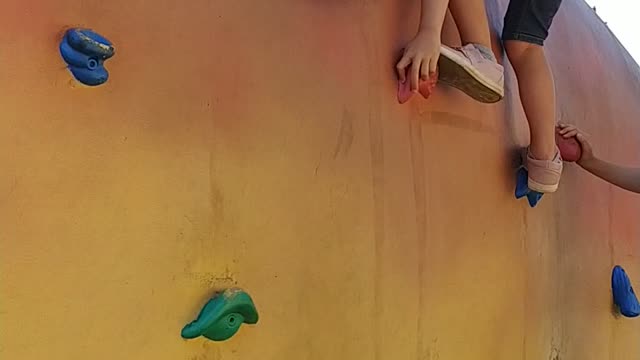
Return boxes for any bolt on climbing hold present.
[59,28,115,86]
[181,288,259,342]
[612,265,640,318]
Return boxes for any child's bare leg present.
[435,0,504,103]
[448,0,492,50]
[505,41,556,160]
[502,0,563,193]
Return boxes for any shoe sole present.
[528,178,559,193]
[438,46,504,104]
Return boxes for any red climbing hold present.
[555,128,582,162]
[397,69,438,104]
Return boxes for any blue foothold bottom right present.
[612,265,640,318]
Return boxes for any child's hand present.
[396,31,441,93]
[558,123,594,164]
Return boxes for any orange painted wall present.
[2,0,640,359]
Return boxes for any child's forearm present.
[580,157,640,194]
[418,0,449,35]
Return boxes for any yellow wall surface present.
[3,0,640,359]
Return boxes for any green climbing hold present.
[181,288,259,341]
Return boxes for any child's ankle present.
[529,146,557,161]
[472,44,497,62]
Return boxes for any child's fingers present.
[429,55,438,76]
[410,59,421,91]
[420,60,429,81]
[396,55,411,83]
[562,129,578,138]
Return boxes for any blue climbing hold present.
[611,265,640,317]
[515,167,544,208]
[59,28,115,86]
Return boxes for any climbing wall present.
[2,0,640,359]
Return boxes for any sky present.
[584,0,639,61]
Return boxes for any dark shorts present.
[502,0,563,46]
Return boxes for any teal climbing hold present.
[181,288,258,341]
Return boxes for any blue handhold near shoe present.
[612,265,640,317]
[526,191,543,208]
[59,28,115,86]
[515,167,544,208]
[515,167,531,199]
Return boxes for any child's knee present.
[504,40,543,63]
[501,0,562,56]
[504,40,536,55]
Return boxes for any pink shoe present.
[524,147,563,193]
[438,44,504,103]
